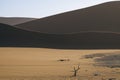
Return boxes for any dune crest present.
[16,1,120,34]
[0,17,36,25]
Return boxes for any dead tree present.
[72,65,80,77]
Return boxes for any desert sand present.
[0,48,120,80]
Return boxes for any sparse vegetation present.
[93,72,101,76]
[58,59,70,62]
[84,53,106,59]
[72,65,80,77]
[95,54,120,68]
[108,78,116,80]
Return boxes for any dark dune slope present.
[0,23,45,47]
[0,17,36,25]
[1,23,120,49]
[16,1,120,34]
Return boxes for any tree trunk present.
[74,71,77,77]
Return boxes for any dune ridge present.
[16,1,120,34]
[0,17,36,25]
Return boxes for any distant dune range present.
[0,17,36,25]
[1,1,120,49]
[16,1,120,34]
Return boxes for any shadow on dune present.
[1,23,120,49]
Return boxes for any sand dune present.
[0,17,36,25]
[16,1,120,34]
[1,23,120,49]
[0,23,46,47]
[1,1,120,48]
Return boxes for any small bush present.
[58,59,70,62]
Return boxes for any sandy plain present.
[0,48,120,80]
